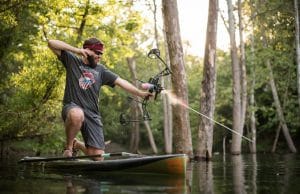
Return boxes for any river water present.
[0,153,299,194]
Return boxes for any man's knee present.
[66,108,84,124]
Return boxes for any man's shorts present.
[61,102,105,150]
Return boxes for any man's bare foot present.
[63,149,73,157]
[72,139,79,157]
[73,138,86,155]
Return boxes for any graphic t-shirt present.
[59,50,118,115]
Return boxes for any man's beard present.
[87,55,97,68]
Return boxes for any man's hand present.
[137,90,154,100]
[114,78,154,99]
[76,48,94,59]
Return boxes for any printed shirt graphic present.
[79,70,96,90]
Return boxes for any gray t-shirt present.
[59,50,118,149]
[59,50,118,114]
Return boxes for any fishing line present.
[162,90,253,143]
[184,104,253,143]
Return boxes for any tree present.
[195,0,218,160]
[162,0,193,157]
[248,0,257,153]
[0,0,149,154]
[226,0,244,154]
[126,57,141,152]
[126,56,158,154]
[294,0,300,110]
[238,0,247,145]
[255,0,297,153]
[148,0,172,154]
[265,53,297,153]
[0,0,42,105]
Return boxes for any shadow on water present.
[1,153,300,193]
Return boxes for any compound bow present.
[119,49,172,125]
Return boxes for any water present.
[0,154,299,194]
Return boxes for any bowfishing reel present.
[141,77,164,100]
[119,48,172,125]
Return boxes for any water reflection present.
[16,160,188,193]
[198,161,214,194]
[250,154,257,194]
[232,155,246,194]
[62,173,187,194]
[15,171,187,194]
[189,161,214,194]
[65,176,103,194]
[281,154,294,194]
[2,154,300,193]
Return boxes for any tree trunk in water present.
[152,0,172,154]
[127,57,157,153]
[271,124,281,153]
[137,104,158,154]
[249,77,257,153]
[129,103,140,153]
[126,57,140,152]
[226,0,243,155]
[162,11,173,153]
[294,0,300,110]
[162,0,193,157]
[238,0,247,134]
[162,80,173,154]
[249,33,256,153]
[271,78,290,153]
[162,41,173,153]
[264,54,297,153]
[195,0,218,160]
[258,8,297,152]
[248,1,259,153]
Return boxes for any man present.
[48,38,151,160]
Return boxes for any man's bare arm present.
[48,39,88,58]
[114,77,152,98]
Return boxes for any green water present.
[0,154,299,194]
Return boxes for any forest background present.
[0,0,299,158]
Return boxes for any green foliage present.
[0,0,299,155]
[0,0,150,154]
[243,0,299,152]
[185,54,203,144]
[0,46,64,142]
